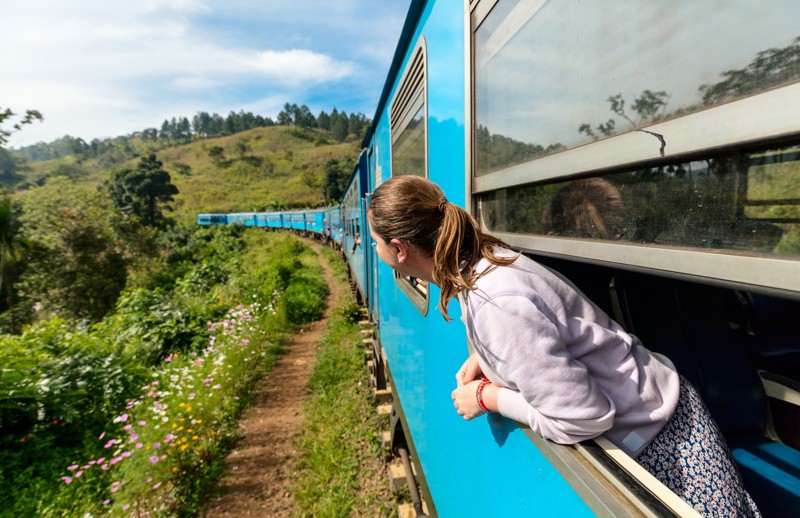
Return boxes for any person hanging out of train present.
[351,225,362,255]
[367,175,760,518]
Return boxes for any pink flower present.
[122,451,131,458]
[153,442,161,449]
[119,413,128,422]
[101,464,110,470]
[123,424,132,431]
[98,432,106,440]
[164,433,175,442]
[153,482,162,489]
[61,476,73,484]
[97,457,106,464]
[242,339,250,345]
[67,464,79,471]
[103,500,110,505]
[136,443,143,449]
[122,504,130,511]
[75,471,83,478]
[110,486,120,494]
[149,456,159,463]
[138,420,146,426]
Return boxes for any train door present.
[366,147,380,323]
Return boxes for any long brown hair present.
[368,176,515,320]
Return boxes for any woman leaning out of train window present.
[366,176,760,518]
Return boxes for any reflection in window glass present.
[478,144,800,258]
[393,105,426,177]
[475,0,800,175]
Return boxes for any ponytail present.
[369,176,516,321]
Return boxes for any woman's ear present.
[390,238,408,262]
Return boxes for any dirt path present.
[205,243,341,517]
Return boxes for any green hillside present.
[15,125,360,224]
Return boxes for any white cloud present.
[1,0,408,146]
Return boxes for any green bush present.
[284,271,329,325]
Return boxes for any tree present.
[234,139,250,160]
[106,153,179,227]
[0,107,43,146]
[322,156,355,201]
[208,145,225,166]
[18,177,129,321]
[0,197,22,297]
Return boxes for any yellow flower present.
[180,445,188,451]
[192,435,199,440]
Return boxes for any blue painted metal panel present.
[368,1,594,515]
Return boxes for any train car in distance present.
[303,209,325,236]
[227,213,259,227]
[263,212,283,229]
[195,214,228,226]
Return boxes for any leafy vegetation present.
[0,98,392,516]
[0,230,329,515]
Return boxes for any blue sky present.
[1,0,411,147]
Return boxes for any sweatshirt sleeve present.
[472,294,616,444]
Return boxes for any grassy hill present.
[16,126,360,224]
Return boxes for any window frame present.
[389,36,430,316]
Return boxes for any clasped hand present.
[451,354,485,420]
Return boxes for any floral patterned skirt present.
[636,376,761,517]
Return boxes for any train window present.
[472,0,800,177]
[390,38,427,178]
[388,37,430,315]
[470,0,800,293]
[477,143,800,258]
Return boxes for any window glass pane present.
[392,104,426,177]
[475,0,800,176]
[478,144,800,259]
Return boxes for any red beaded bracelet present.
[476,379,491,413]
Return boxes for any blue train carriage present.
[226,212,258,227]
[303,208,325,237]
[323,206,343,248]
[287,211,306,232]
[341,151,371,306]
[362,0,800,516]
[195,213,228,226]
[263,212,284,229]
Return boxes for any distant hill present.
[11,126,361,224]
